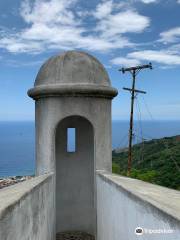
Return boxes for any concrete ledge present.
[28,84,118,100]
[0,173,53,219]
[97,171,180,222]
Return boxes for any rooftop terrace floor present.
[56,231,95,240]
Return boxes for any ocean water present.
[112,120,180,149]
[0,122,35,177]
[1,120,180,177]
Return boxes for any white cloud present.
[110,48,180,68]
[0,36,44,53]
[21,0,77,26]
[167,43,180,54]
[5,59,44,67]
[110,57,141,66]
[93,0,114,19]
[95,10,150,37]
[161,29,180,44]
[0,0,150,54]
[159,27,180,43]
[130,0,158,3]
[94,1,150,38]
[128,50,180,65]
[140,0,158,3]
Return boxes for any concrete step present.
[56,231,95,240]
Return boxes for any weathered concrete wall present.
[34,97,112,175]
[56,116,95,234]
[34,97,112,237]
[97,171,180,240]
[0,173,55,240]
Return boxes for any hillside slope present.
[112,135,180,190]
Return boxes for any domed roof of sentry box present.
[28,51,118,99]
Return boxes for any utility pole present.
[119,63,152,176]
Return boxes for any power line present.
[135,98,145,165]
[115,132,129,150]
[142,95,154,120]
[136,98,143,142]
[142,96,180,172]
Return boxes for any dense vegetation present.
[112,135,180,190]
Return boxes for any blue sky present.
[1,0,180,121]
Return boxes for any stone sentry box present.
[28,51,117,239]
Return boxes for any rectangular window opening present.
[67,128,76,153]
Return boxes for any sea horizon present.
[1,120,180,177]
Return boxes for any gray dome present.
[35,51,110,87]
[28,51,118,100]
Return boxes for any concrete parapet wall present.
[0,173,55,240]
[97,171,180,240]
